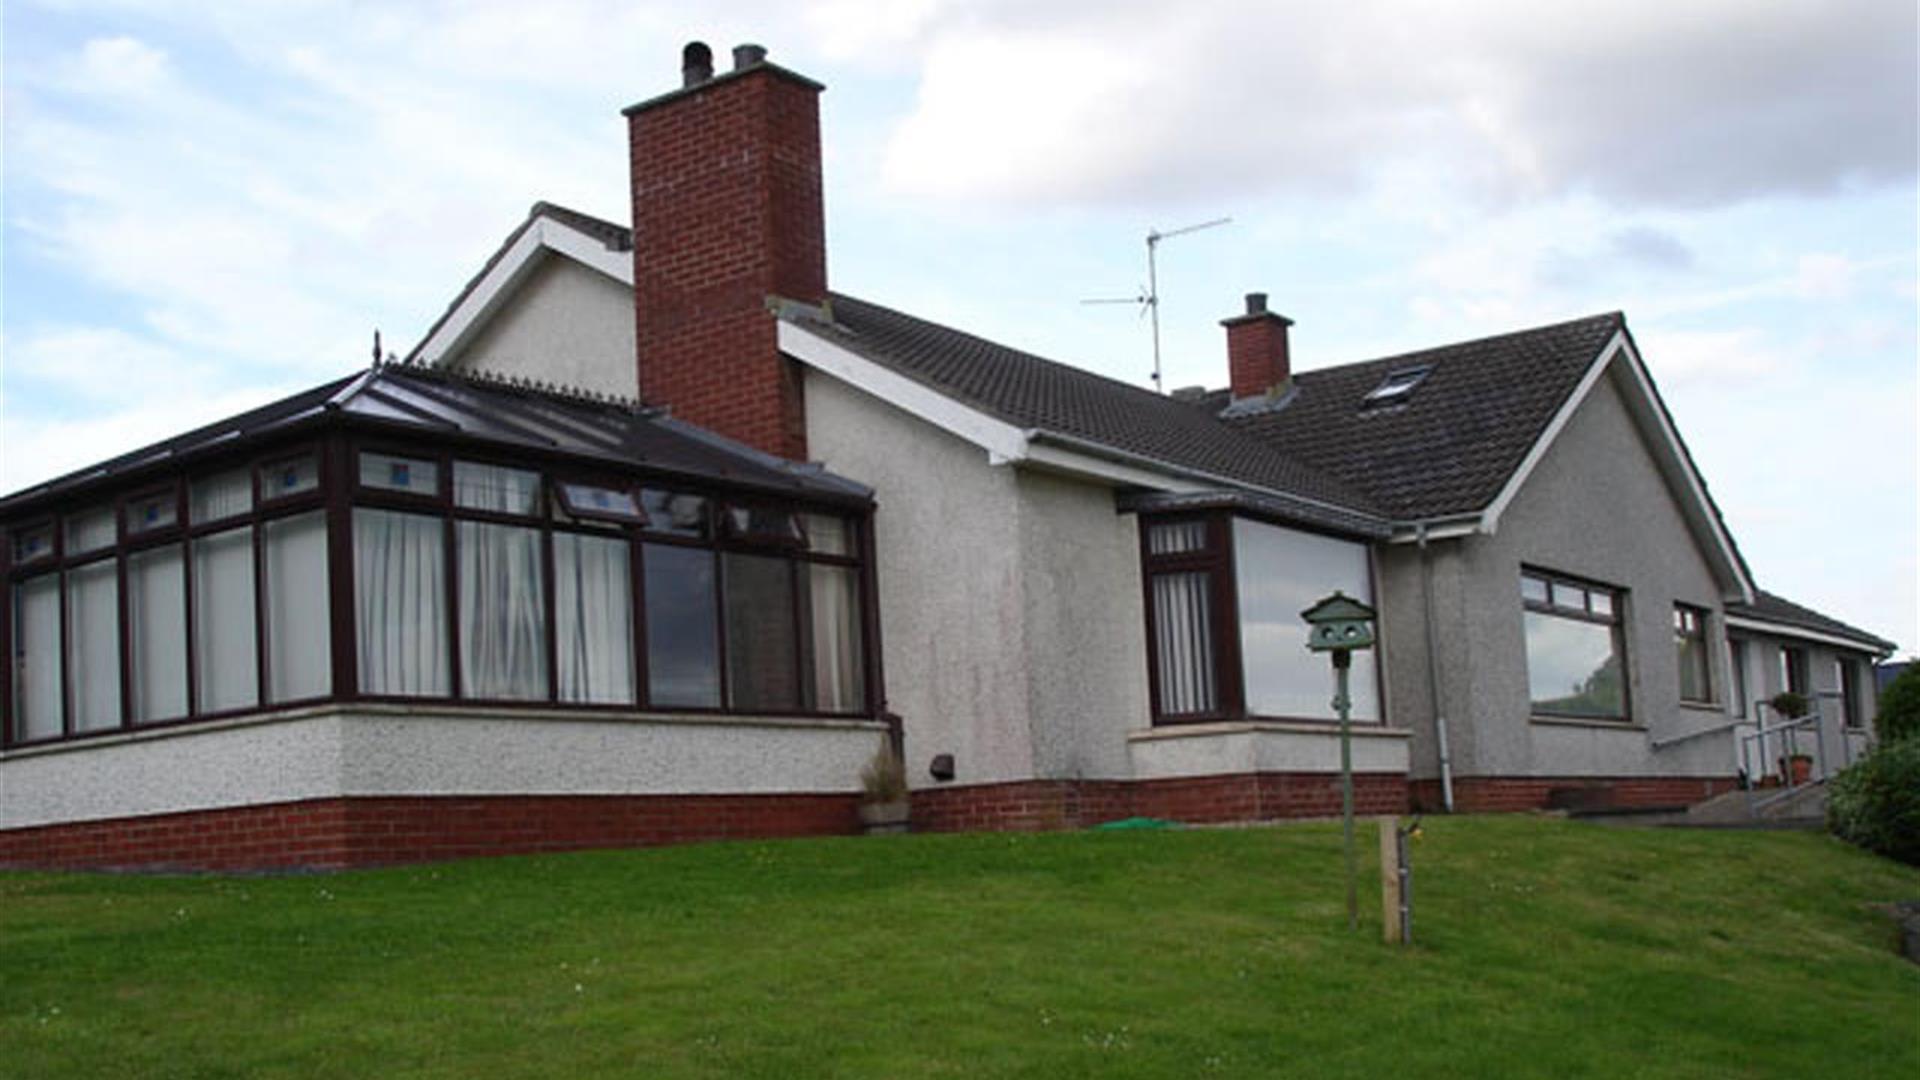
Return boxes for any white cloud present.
[881,0,1917,209]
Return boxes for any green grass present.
[3,816,1916,1079]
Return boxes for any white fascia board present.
[541,220,634,285]
[1385,518,1480,544]
[1480,330,1624,536]
[1020,440,1209,493]
[1477,330,1754,604]
[414,216,634,368]
[778,320,1031,465]
[1724,615,1892,658]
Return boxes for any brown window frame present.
[1521,567,1632,723]
[2,438,331,749]
[1673,603,1714,706]
[3,429,881,750]
[1137,511,1386,728]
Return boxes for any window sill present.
[1,702,887,761]
[1679,700,1724,714]
[1132,719,1412,742]
[1529,715,1646,732]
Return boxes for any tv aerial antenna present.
[1081,216,1231,392]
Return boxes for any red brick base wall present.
[910,772,1410,833]
[0,793,859,873]
[1409,775,1738,814]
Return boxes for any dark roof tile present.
[808,293,1390,532]
[1728,589,1896,653]
[1218,314,1625,520]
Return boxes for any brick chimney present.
[1221,292,1293,402]
[624,41,826,460]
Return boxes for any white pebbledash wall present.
[1380,362,1743,784]
[448,252,640,400]
[803,372,1155,789]
[0,705,887,830]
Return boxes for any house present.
[0,42,1896,869]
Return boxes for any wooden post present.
[1378,815,1402,944]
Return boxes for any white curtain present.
[128,544,188,723]
[555,532,633,703]
[191,469,253,523]
[67,560,121,731]
[454,462,539,514]
[13,574,63,741]
[458,521,546,699]
[355,509,448,696]
[193,527,258,713]
[1152,570,1217,715]
[806,563,863,713]
[266,512,333,701]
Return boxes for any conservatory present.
[0,364,888,866]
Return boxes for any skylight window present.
[1361,365,1433,409]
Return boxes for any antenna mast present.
[1082,216,1231,392]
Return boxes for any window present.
[193,527,257,713]
[1522,570,1628,721]
[1361,365,1432,409]
[555,532,633,704]
[1728,638,1749,718]
[1137,513,1380,725]
[1142,519,1225,718]
[265,512,332,702]
[643,543,721,708]
[454,463,540,515]
[11,574,63,741]
[360,452,439,497]
[67,559,121,732]
[3,439,877,746]
[724,553,801,711]
[1780,646,1808,697]
[1234,518,1378,721]
[640,489,709,537]
[11,524,55,565]
[191,470,253,523]
[354,508,449,697]
[557,482,643,523]
[260,454,320,501]
[803,562,865,712]
[1674,604,1712,704]
[1837,659,1861,729]
[66,508,116,555]
[457,520,547,700]
[128,544,188,723]
[125,489,179,536]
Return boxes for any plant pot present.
[1787,756,1813,785]
[858,800,910,835]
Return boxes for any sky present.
[3,0,1916,652]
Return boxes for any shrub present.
[859,745,908,804]
[1874,663,1920,744]
[1827,737,1920,866]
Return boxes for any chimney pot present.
[733,43,768,70]
[1245,292,1267,315]
[681,41,714,87]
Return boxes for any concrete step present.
[1679,782,1828,828]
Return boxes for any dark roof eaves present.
[1727,591,1897,654]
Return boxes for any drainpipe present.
[1418,522,1456,812]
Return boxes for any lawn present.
[3,816,1915,1079]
